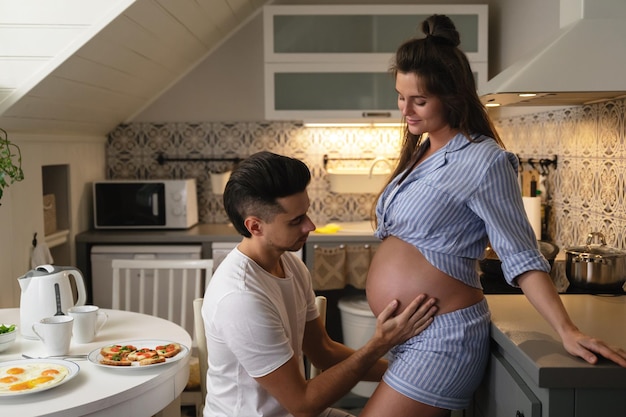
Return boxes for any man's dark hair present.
[223,151,311,237]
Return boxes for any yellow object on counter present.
[314,223,341,234]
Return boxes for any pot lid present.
[566,232,626,258]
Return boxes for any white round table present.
[0,308,192,417]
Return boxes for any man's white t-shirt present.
[202,247,319,417]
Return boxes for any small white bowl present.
[0,325,17,353]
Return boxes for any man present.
[202,151,437,417]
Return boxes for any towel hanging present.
[31,234,54,268]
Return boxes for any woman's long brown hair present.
[372,14,505,224]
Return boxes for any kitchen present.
[1,0,626,415]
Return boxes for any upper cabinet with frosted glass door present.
[264,5,488,122]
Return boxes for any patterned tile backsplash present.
[107,122,403,226]
[108,98,626,250]
[496,100,626,250]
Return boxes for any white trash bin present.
[338,294,380,398]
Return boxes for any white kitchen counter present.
[486,294,626,389]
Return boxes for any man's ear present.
[244,216,263,237]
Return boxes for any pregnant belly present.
[366,236,484,317]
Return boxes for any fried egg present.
[0,363,69,393]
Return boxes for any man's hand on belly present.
[372,294,438,353]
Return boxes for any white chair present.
[111,258,213,335]
[187,298,208,416]
[111,258,213,417]
[309,295,327,379]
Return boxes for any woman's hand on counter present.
[519,270,626,368]
[562,329,626,367]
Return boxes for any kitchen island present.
[475,294,626,417]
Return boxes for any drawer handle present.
[361,112,391,118]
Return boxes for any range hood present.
[480,0,626,107]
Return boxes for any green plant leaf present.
[0,128,25,203]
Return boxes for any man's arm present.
[255,294,437,417]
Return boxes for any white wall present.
[0,0,134,110]
[133,0,561,122]
[0,134,106,308]
[133,9,266,122]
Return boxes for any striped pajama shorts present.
[383,298,491,410]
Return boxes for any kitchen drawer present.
[474,351,541,417]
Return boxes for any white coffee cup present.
[68,305,108,343]
[32,315,74,356]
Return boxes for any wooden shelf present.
[45,229,69,248]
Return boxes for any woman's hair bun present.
[421,14,460,47]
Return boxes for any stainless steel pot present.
[565,232,626,289]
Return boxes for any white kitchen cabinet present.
[473,351,542,417]
[470,295,626,417]
[266,62,397,122]
[266,61,487,121]
[264,5,487,63]
[263,5,488,121]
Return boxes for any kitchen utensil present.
[54,283,64,316]
[521,169,540,197]
[22,354,88,360]
[565,231,626,290]
[479,241,559,280]
[18,264,87,339]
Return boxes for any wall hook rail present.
[323,154,398,170]
[518,155,557,172]
[156,152,242,166]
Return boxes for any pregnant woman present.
[362,14,626,417]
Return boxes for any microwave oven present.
[93,179,198,229]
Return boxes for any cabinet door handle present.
[361,112,391,118]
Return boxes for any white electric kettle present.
[18,264,87,339]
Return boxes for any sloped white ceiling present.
[0,0,268,136]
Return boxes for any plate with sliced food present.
[88,340,189,369]
[0,359,80,397]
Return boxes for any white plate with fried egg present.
[0,359,79,397]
